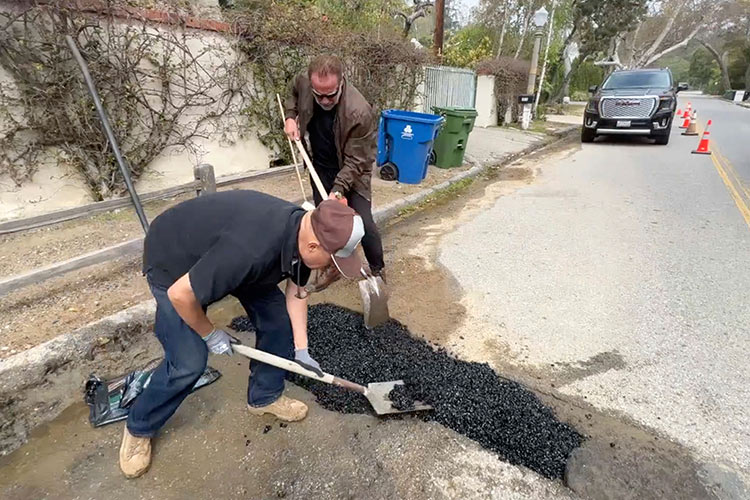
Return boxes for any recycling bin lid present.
[382,109,443,124]
[431,106,478,117]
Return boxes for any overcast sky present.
[454,0,479,25]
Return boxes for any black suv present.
[582,69,688,145]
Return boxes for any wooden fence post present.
[194,163,216,196]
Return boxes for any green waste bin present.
[431,106,478,168]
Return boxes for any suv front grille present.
[600,97,657,119]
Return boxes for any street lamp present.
[522,6,549,130]
[533,6,549,30]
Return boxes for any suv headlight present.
[586,98,600,113]
[658,97,673,111]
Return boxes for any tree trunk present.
[560,39,577,99]
[400,6,431,38]
[700,40,732,93]
[496,1,509,58]
[623,23,642,68]
[635,0,687,67]
[722,50,732,91]
[514,3,532,59]
[642,24,702,67]
[745,61,750,92]
[607,35,623,72]
[553,55,585,103]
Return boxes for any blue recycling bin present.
[377,109,444,184]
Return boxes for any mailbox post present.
[519,94,534,130]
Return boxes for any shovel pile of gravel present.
[231,303,582,479]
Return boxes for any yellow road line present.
[716,149,750,201]
[709,152,750,229]
[692,122,750,229]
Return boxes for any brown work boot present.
[119,427,151,478]
[248,395,308,422]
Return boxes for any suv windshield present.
[602,71,672,89]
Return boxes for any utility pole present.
[434,0,445,61]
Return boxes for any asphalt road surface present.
[682,94,750,188]
[440,95,750,495]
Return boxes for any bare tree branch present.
[513,2,532,59]
[495,0,510,58]
[0,5,244,199]
[643,22,702,66]
[634,0,688,67]
[396,1,433,38]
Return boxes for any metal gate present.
[422,65,476,112]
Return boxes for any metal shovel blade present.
[365,380,433,416]
[359,275,389,329]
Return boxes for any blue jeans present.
[127,280,293,438]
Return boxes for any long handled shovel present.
[275,94,314,211]
[233,344,431,416]
[292,131,389,329]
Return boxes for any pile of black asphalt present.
[230,303,582,479]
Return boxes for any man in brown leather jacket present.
[284,55,385,284]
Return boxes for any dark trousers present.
[127,280,292,437]
[311,170,385,272]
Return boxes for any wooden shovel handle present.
[233,344,368,394]
[332,377,367,394]
[233,344,334,383]
[294,139,328,200]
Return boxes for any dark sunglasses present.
[312,82,342,100]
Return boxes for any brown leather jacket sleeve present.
[283,74,301,121]
[333,108,376,195]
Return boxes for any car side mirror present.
[588,85,598,94]
[677,83,688,92]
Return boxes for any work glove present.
[203,329,238,356]
[294,348,324,377]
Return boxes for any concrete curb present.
[0,301,158,455]
[373,124,579,225]
[0,125,579,456]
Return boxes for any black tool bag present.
[84,361,221,427]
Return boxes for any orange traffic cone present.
[679,111,691,129]
[692,120,712,155]
[682,103,691,119]
[681,110,698,136]
[676,108,682,117]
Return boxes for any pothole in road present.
[231,303,583,480]
[232,299,727,499]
